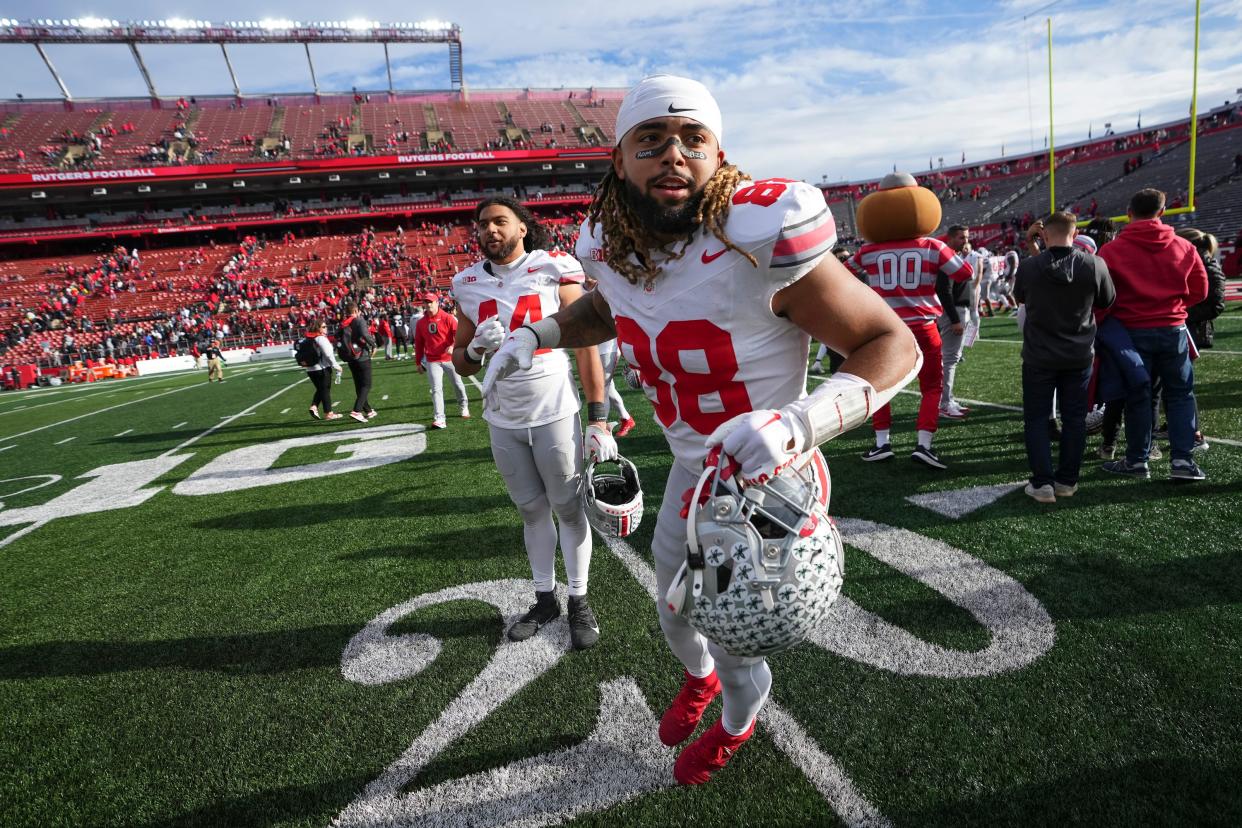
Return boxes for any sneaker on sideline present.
[1025,483,1056,503]
[1053,482,1078,497]
[939,401,969,420]
[1101,459,1149,478]
[1170,459,1206,481]
[862,443,893,462]
[349,411,367,423]
[911,445,947,469]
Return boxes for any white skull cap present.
[615,74,723,146]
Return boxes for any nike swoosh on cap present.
[667,104,695,113]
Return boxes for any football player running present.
[453,196,615,651]
[483,76,920,784]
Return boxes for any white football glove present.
[586,422,619,462]
[467,317,505,361]
[480,326,538,400]
[704,409,809,487]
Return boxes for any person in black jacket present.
[338,302,377,423]
[1177,228,1225,452]
[1014,211,1116,502]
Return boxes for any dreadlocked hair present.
[587,163,759,288]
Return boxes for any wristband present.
[587,402,607,422]
[522,317,562,350]
[464,347,483,364]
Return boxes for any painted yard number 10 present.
[874,251,925,290]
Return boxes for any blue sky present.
[2,0,1241,181]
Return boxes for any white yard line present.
[173,421,188,429]
[114,429,133,437]
[160,379,303,458]
[0,383,199,443]
[53,436,76,445]
[0,445,15,452]
[280,407,291,414]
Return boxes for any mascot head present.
[855,172,942,243]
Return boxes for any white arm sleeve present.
[780,351,923,447]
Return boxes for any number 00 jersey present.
[577,178,836,468]
[452,249,585,429]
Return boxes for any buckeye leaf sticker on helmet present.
[666,458,844,657]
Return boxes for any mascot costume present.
[850,172,973,469]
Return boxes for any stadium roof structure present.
[0,18,465,102]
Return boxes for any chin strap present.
[781,348,923,447]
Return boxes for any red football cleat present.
[659,670,721,747]
[673,718,755,785]
[615,416,637,438]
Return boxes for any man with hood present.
[1096,189,1208,481]
[1014,211,1115,503]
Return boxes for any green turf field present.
[2,310,1240,827]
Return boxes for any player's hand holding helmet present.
[586,422,619,462]
[468,317,505,361]
[665,455,844,657]
[584,454,643,538]
[480,326,539,398]
[704,409,808,487]
[621,360,642,390]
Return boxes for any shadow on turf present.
[126,775,374,828]
[340,527,524,563]
[897,757,1242,826]
[191,491,514,531]
[0,624,357,679]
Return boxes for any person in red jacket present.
[414,292,469,428]
[1097,188,1209,481]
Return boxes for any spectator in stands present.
[337,301,377,423]
[303,319,343,421]
[1097,189,1208,481]
[1014,211,1115,502]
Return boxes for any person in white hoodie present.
[303,319,344,421]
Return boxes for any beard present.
[483,236,522,263]
[622,177,706,238]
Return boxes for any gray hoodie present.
[1014,246,1116,369]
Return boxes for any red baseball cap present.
[421,292,440,303]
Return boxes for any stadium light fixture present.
[345,18,374,31]
[79,16,110,28]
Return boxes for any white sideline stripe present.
[173,421,188,429]
[280,407,291,414]
[54,436,76,445]
[1209,435,1242,447]
[0,370,174,401]
[597,532,890,827]
[0,375,187,417]
[114,429,133,437]
[0,383,198,443]
[160,379,303,458]
[0,445,14,452]
[469,376,484,394]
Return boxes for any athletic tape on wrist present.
[464,346,484,363]
[587,402,607,422]
[781,353,921,446]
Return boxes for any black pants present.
[347,359,373,413]
[1023,362,1091,487]
[308,369,333,412]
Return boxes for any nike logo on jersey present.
[701,248,727,264]
[667,104,694,113]
[527,266,542,273]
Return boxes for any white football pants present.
[425,359,468,421]
[489,415,592,597]
[652,452,831,736]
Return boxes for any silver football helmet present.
[665,457,844,657]
[585,455,643,538]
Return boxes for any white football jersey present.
[452,248,586,429]
[577,178,836,467]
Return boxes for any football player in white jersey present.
[452,196,616,651]
[483,75,920,785]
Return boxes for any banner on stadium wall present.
[0,147,611,188]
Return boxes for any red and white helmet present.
[585,455,643,538]
[665,457,844,657]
